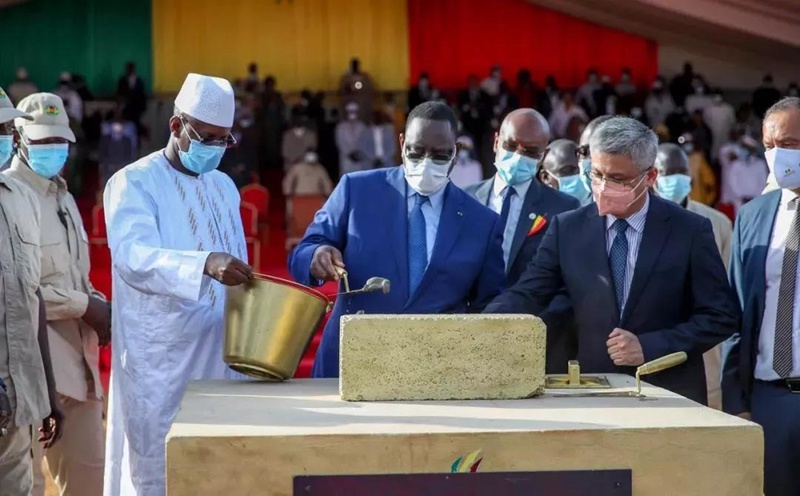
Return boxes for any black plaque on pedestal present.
[294,469,632,495]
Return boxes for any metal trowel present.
[548,352,689,399]
[333,268,391,296]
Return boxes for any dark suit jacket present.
[289,167,506,378]
[465,177,580,372]
[722,190,781,414]
[486,194,740,403]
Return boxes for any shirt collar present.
[780,188,799,209]
[493,174,532,200]
[606,191,650,232]
[406,180,447,210]
[10,156,65,197]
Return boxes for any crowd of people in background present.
[3,57,797,220]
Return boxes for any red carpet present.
[82,166,331,391]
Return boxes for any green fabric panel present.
[0,0,152,96]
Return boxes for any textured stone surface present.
[166,377,763,496]
[338,314,546,401]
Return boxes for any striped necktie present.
[774,197,800,378]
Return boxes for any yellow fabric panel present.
[152,0,410,93]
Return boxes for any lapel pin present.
[529,213,536,220]
[457,211,463,216]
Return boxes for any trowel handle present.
[636,351,688,376]
[334,267,350,293]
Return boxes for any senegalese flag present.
[527,214,548,237]
[451,449,483,473]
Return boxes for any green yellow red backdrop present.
[0,0,657,95]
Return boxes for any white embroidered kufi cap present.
[174,73,235,128]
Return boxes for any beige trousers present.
[0,424,34,496]
[32,395,104,496]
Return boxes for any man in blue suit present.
[289,102,506,378]
[486,117,739,403]
[464,109,579,373]
[723,97,800,496]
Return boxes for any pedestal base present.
[166,376,762,496]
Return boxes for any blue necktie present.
[408,193,429,294]
[609,219,629,314]
[498,186,516,230]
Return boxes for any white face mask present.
[766,147,800,190]
[404,157,450,196]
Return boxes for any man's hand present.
[39,402,64,449]
[310,246,345,282]
[204,252,253,286]
[82,296,111,346]
[737,412,752,421]
[606,328,645,366]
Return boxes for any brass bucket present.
[224,274,329,381]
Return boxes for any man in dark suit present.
[465,109,579,372]
[290,102,505,378]
[723,97,800,496]
[486,117,739,403]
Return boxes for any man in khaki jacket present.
[0,86,64,496]
[5,93,109,496]
[653,143,732,410]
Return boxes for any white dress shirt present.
[605,193,650,313]
[406,183,446,264]
[489,176,532,269]
[755,188,800,380]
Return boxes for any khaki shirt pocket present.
[14,223,41,290]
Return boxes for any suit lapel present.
[753,192,782,328]
[584,205,620,323]
[385,169,410,304]
[508,179,544,270]
[621,195,670,326]
[405,183,465,309]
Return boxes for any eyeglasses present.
[181,118,237,148]
[501,141,545,160]
[585,168,651,189]
[404,147,456,166]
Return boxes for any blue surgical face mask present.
[495,149,538,185]
[656,174,692,204]
[0,136,13,165]
[178,125,226,175]
[557,173,592,204]
[579,157,592,191]
[26,143,69,178]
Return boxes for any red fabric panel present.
[407,0,658,90]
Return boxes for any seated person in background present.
[727,135,768,214]
[679,132,717,206]
[449,135,483,188]
[289,102,506,378]
[538,139,592,205]
[283,150,334,214]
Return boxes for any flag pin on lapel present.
[527,214,547,237]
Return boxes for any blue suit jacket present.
[485,194,740,403]
[289,167,506,378]
[722,190,781,415]
[464,177,580,372]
